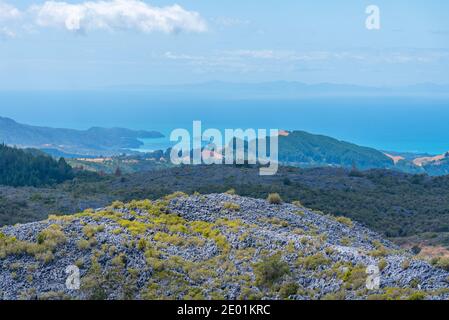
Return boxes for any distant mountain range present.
[106,81,449,98]
[0,116,163,156]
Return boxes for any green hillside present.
[279,131,394,169]
[0,144,73,187]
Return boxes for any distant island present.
[0,116,164,156]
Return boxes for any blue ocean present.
[1,91,449,155]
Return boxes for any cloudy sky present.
[1,0,449,90]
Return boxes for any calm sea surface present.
[1,91,449,154]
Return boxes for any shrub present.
[77,239,91,250]
[297,253,331,270]
[253,253,290,288]
[117,220,148,236]
[292,201,303,207]
[223,202,241,212]
[322,290,346,300]
[408,291,426,300]
[369,240,389,257]
[75,258,84,268]
[340,265,367,290]
[401,259,410,270]
[409,278,420,289]
[37,224,66,247]
[340,237,352,246]
[239,288,263,300]
[267,193,282,205]
[80,257,108,300]
[434,257,449,271]
[111,201,125,209]
[368,288,426,300]
[0,226,65,263]
[82,225,104,238]
[225,189,236,195]
[260,217,289,228]
[35,251,54,264]
[378,259,388,271]
[335,216,353,228]
[137,238,148,251]
[164,192,188,201]
[279,282,299,299]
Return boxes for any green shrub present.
[340,265,367,290]
[279,282,299,299]
[335,216,353,228]
[322,290,346,300]
[408,291,426,300]
[37,224,66,247]
[434,257,449,271]
[292,201,303,207]
[253,253,290,288]
[368,288,426,300]
[378,259,388,271]
[111,201,125,209]
[225,189,236,195]
[223,202,241,211]
[82,225,104,238]
[340,237,352,246]
[164,192,188,201]
[369,241,389,257]
[137,238,148,251]
[77,239,91,250]
[267,193,282,205]
[297,253,331,270]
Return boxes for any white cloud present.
[31,0,207,33]
[0,26,15,38]
[0,2,20,21]
[0,2,20,38]
[0,1,207,35]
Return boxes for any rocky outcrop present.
[1,193,448,300]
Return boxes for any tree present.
[0,144,74,187]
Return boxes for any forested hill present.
[0,144,74,187]
[278,131,394,169]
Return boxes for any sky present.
[1,0,449,90]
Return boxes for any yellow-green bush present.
[82,225,104,238]
[297,253,331,270]
[340,265,367,290]
[223,202,241,212]
[278,281,299,299]
[335,216,354,228]
[267,193,282,205]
